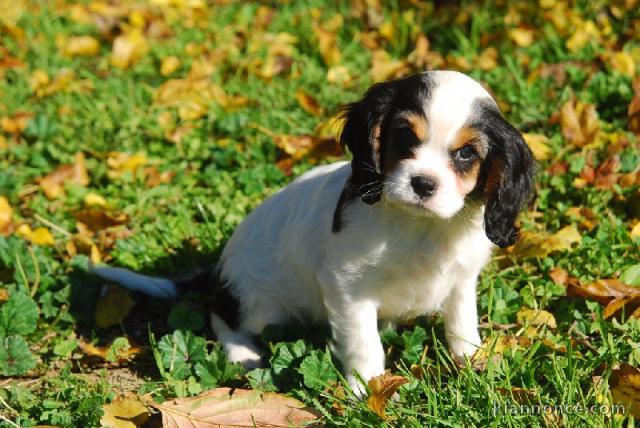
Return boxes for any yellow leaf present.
[0,196,13,234]
[160,55,181,76]
[327,65,351,86]
[516,308,557,329]
[477,47,498,71]
[511,226,581,258]
[111,29,148,69]
[567,20,599,52]
[508,28,534,47]
[29,69,50,93]
[523,133,551,160]
[296,90,324,117]
[610,363,640,418]
[39,152,90,199]
[63,35,100,57]
[370,50,408,82]
[84,192,107,207]
[95,284,134,328]
[610,51,636,77]
[631,222,640,239]
[16,224,55,246]
[313,26,340,66]
[367,372,408,419]
[0,0,25,25]
[100,393,150,428]
[560,99,599,147]
[107,152,148,180]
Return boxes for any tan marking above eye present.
[451,126,487,157]
[404,113,428,142]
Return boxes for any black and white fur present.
[91,71,534,395]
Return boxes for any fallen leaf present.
[0,196,13,235]
[314,26,340,66]
[112,29,148,69]
[107,152,147,180]
[101,393,150,428]
[367,372,408,419]
[566,278,640,305]
[632,222,640,239]
[497,387,536,404]
[566,20,600,52]
[610,363,640,418]
[511,225,582,258]
[296,90,324,117]
[407,33,430,68]
[0,0,25,25]
[610,51,636,77]
[594,156,620,190]
[327,65,351,86]
[143,388,320,427]
[523,133,551,161]
[78,337,141,363]
[62,35,100,57]
[549,267,569,285]
[603,296,640,319]
[73,208,128,231]
[477,47,498,71]
[560,99,599,147]
[472,334,533,368]
[1,111,33,136]
[274,134,343,167]
[516,308,557,329]
[160,55,181,76]
[95,284,135,328]
[38,152,90,199]
[84,192,107,207]
[508,28,534,47]
[16,224,55,246]
[0,289,8,304]
[370,50,409,82]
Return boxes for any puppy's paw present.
[225,342,263,369]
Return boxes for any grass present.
[1,0,640,426]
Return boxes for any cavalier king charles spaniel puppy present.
[92,70,534,395]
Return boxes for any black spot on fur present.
[332,73,434,232]
[469,98,535,248]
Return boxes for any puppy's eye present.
[455,145,477,161]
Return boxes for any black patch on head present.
[332,73,435,232]
[469,98,535,248]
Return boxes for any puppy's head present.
[337,71,534,248]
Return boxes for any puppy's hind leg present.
[210,313,263,369]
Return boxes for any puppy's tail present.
[88,261,213,299]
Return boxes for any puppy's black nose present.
[410,175,438,198]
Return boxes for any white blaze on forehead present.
[425,71,494,149]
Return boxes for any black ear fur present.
[477,105,535,248]
[339,82,397,205]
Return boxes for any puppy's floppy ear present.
[478,103,535,248]
[339,83,395,204]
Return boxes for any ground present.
[1,0,640,427]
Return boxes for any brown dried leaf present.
[78,337,141,363]
[1,111,33,136]
[566,278,640,305]
[39,152,90,199]
[143,388,320,427]
[510,225,581,258]
[594,156,620,190]
[549,267,569,285]
[602,296,640,319]
[73,208,128,231]
[100,393,150,428]
[610,363,640,418]
[95,284,134,328]
[296,90,324,117]
[367,372,408,419]
[560,99,599,147]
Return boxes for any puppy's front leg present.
[324,295,384,396]
[442,277,482,362]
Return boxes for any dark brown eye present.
[455,145,477,161]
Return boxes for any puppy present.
[92,70,534,395]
